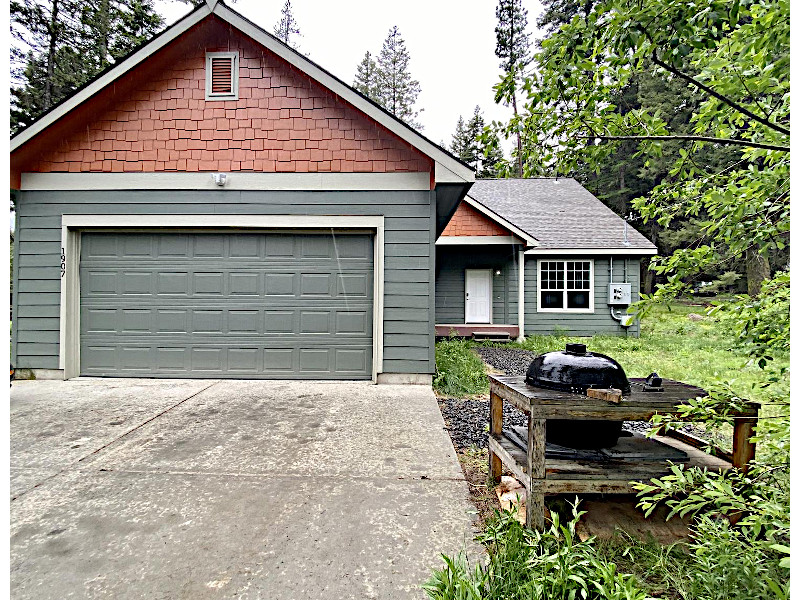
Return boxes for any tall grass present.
[434,337,488,396]
[424,504,650,600]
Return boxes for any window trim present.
[205,51,239,101]
[536,259,595,313]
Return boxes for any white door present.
[465,269,492,323]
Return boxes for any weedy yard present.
[430,300,789,600]
[435,301,786,408]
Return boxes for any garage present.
[10,0,475,383]
[79,231,374,379]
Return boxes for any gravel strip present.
[438,397,527,450]
[475,347,536,376]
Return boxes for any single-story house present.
[10,0,474,383]
[435,179,657,339]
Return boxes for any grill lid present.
[525,343,631,394]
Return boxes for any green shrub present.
[434,338,488,396]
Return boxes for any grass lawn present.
[435,299,787,409]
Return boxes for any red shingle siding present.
[12,17,431,177]
[441,202,511,237]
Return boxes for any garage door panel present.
[155,347,188,371]
[83,271,117,295]
[192,272,225,295]
[157,234,190,257]
[335,348,368,372]
[121,271,153,295]
[336,311,369,334]
[337,273,369,297]
[80,232,373,378]
[157,272,189,295]
[265,273,295,296]
[120,309,152,334]
[156,309,188,333]
[264,310,296,333]
[229,272,260,296]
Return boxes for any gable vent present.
[205,51,239,100]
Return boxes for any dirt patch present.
[455,447,502,528]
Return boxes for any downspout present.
[517,248,525,341]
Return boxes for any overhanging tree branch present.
[578,134,789,152]
[651,55,790,137]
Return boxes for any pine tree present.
[353,51,379,100]
[495,0,531,176]
[11,0,85,131]
[536,0,595,37]
[11,0,164,134]
[375,26,422,129]
[273,0,301,48]
[450,106,503,178]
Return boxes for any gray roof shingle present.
[467,178,656,251]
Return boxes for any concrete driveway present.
[10,379,478,599]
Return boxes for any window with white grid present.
[538,260,593,312]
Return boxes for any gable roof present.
[465,178,657,254]
[10,0,473,184]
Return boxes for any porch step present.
[472,330,512,342]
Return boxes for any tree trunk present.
[98,0,110,68]
[746,247,771,297]
[641,219,659,295]
[44,0,59,110]
[512,91,522,177]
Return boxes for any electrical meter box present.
[608,283,632,306]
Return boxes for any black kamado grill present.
[525,343,630,449]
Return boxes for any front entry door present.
[465,269,492,323]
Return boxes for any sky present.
[156,0,546,153]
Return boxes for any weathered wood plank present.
[488,435,528,484]
[732,416,758,473]
[489,391,503,483]
[527,417,547,530]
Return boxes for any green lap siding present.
[12,189,437,375]
[434,248,643,337]
[435,245,521,326]
[524,256,641,337]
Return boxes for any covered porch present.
[434,242,526,341]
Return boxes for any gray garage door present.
[79,231,373,379]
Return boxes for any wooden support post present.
[489,388,503,484]
[526,416,547,531]
[732,415,758,474]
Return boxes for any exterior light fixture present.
[212,173,228,186]
[495,269,502,276]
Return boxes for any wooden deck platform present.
[435,324,519,338]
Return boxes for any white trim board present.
[58,214,385,381]
[525,247,657,256]
[11,2,474,185]
[462,196,538,247]
[436,236,522,246]
[21,172,432,191]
